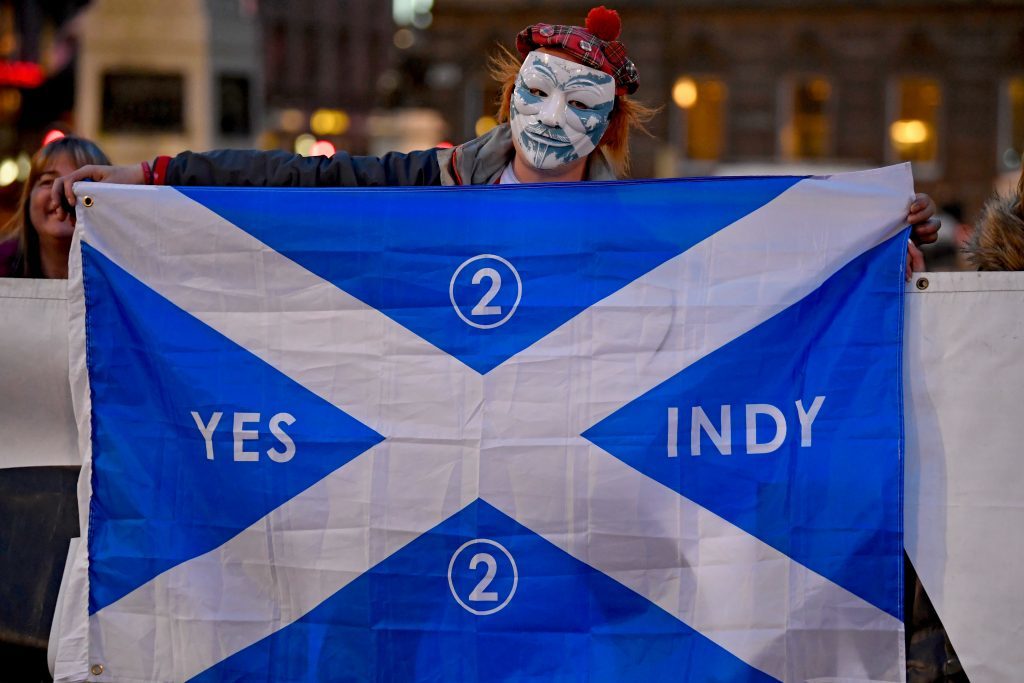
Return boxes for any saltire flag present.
[57,166,912,682]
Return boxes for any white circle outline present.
[447,538,519,616]
[448,254,523,329]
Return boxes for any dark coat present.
[0,239,21,277]
[165,145,442,187]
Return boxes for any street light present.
[890,119,929,145]
[670,77,699,176]
[294,133,315,156]
[0,158,18,186]
[672,77,698,110]
[310,109,350,136]
[475,116,497,137]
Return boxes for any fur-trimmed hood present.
[967,194,1024,271]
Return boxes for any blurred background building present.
[76,0,262,163]
[415,0,1024,224]
[0,0,1020,257]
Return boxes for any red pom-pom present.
[585,6,621,42]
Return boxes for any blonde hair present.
[0,136,109,277]
[488,46,657,177]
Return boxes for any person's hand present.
[908,192,940,246]
[51,164,146,222]
[906,241,925,282]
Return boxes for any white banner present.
[0,278,78,468]
[904,271,1024,681]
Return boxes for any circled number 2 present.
[447,538,518,615]
[449,254,522,330]
[470,268,502,317]
[467,553,498,601]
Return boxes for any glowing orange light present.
[42,129,65,146]
[310,108,350,136]
[474,117,497,137]
[890,119,928,145]
[672,77,698,109]
[308,140,336,156]
[436,141,454,149]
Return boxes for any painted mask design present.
[509,51,615,171]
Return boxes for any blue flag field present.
[59,166,911,682]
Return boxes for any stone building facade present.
[76,0,262,162]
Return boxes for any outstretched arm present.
[51,148,443,221]
[51,164,144,220]
[163,149,441,187]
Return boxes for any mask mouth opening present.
[523,125,573,145]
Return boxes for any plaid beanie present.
[515,6,639,96]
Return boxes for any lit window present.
[1001,77,1024,172]
[673,76,726,161]
[781,77,832,159]
[889,77,941,165]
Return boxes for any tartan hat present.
[516,6,639,96]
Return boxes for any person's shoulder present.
[0,238,21,277]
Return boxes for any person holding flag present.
[48,7,942,679]
[50,6,939,259]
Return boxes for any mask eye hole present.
[528,87,548,98]
[568,100,590,110]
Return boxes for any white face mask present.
[509,51,616,171]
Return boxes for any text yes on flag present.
[60,166,911,682]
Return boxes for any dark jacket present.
[164,124,617,188]
[0,239,21,277]
[905,554,969,682]
[165,145,442,187]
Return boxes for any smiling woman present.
[0,137,110,278]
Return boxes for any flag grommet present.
[916,277,929,290]
[82,196,94,208]
[90,664,104,675]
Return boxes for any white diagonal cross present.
[75,168,910,683]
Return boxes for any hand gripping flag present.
[59,166,912,682]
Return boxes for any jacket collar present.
[437,123,617,186]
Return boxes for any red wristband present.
[152,155,171,185]
[140,160,152,185]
